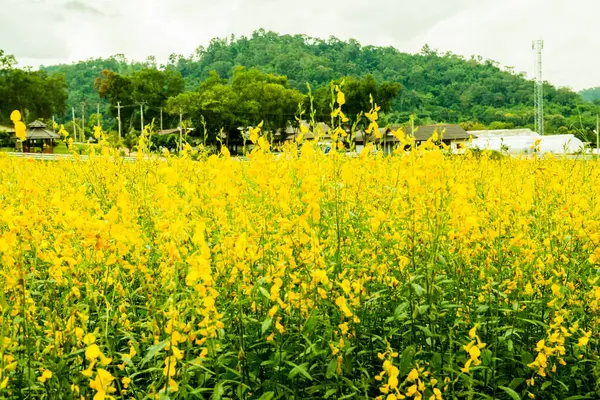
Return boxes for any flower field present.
[1,145,600,399]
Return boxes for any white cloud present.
[0,0,599,90]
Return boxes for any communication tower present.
[532,40,544,135]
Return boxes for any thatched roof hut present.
[26,120,60,140]
[21,120,60,153]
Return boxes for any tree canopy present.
[94,67,185,131]
[12,29,600,144]
[167,68,304,144]
[0,51,67,124]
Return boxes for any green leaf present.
[303,310,319,334]
[212,382,225,400]
[541,381,552,391]
[520,350,534,366]
[258,391,275,400]
[498,385,521,400]
[476,304,490,314]
[259,286,271,300]
[142,339,169,364]
[411,283,426,297]
[481,348,493,365]
[430,352,442,369]
[326,358,338,379]
[399,345,415,375]
[417,325,434,337]
[261,317,273,334]
[287,361,313,381]
[508,378,525,390]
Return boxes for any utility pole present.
[596,114,600,157]
[179,109,183,153]
[140,103,144,134]
[97,102,101,129]
[116,102,122,140]
[160,107,163,133]
[72,107,77,141]
[81,101,86,142]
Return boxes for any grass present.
[53,142,90,154]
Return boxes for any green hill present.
[25,30,600,141]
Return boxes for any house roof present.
[284,121,332,140]
[411,124,471,141]
[283,122,472,144]
[354,126,409,144]
[0,124,15,133]
[26,120,60,140]
[156,127,194,135]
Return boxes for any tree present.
[0,49,16,71]
[313,75,401,126]
[167,68,304,147]
[0,51,68,123]
[95,68,185,131]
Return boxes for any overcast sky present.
[1,0,599,91]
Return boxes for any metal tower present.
[532,40,544,135]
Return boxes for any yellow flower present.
[122,376,131,389]
[406,384,418,396]
[163,356,177,378]
[335,296,353,317]
[85,344,102,360]
[407,368,419,382]
[37,369,52,383]
[83,333,97,346]
[90,368,115,400]
[578,330,592,346]
[275,318,285,334]
[431,387,443,400]
[10,110,21,122]
[468,345,481,360]
[461,359,473,374]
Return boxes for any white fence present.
[6,152,137,162]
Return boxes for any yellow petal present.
[15,121,27,141]
[85,344,101,360]
[10,110,21,122]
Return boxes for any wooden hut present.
[22,120,60,153]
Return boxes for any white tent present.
[467,128,538,138]
[468,134,585,154]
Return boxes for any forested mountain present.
[4,30,598,142]
[580,87,600,104]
